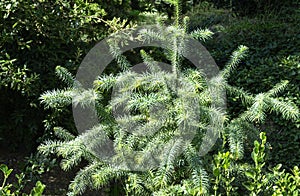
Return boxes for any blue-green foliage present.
[37,1,299,194]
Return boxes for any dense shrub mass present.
[186,2,300,168]
[0,0,153,151]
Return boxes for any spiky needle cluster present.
[39,1,299,195]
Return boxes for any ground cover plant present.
[186,1,300,168]
[0,164,45,195]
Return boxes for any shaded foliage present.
[0,0,155,151]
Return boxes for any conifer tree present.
[38,0,299,195]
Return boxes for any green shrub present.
[0,0,154,151]
[243,132,300,196]
[0,164,45,196]
[186,2,300,168]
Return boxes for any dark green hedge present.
[187,3,300,168]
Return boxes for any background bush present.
[0,0,159,151]
[187,1,300,168]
